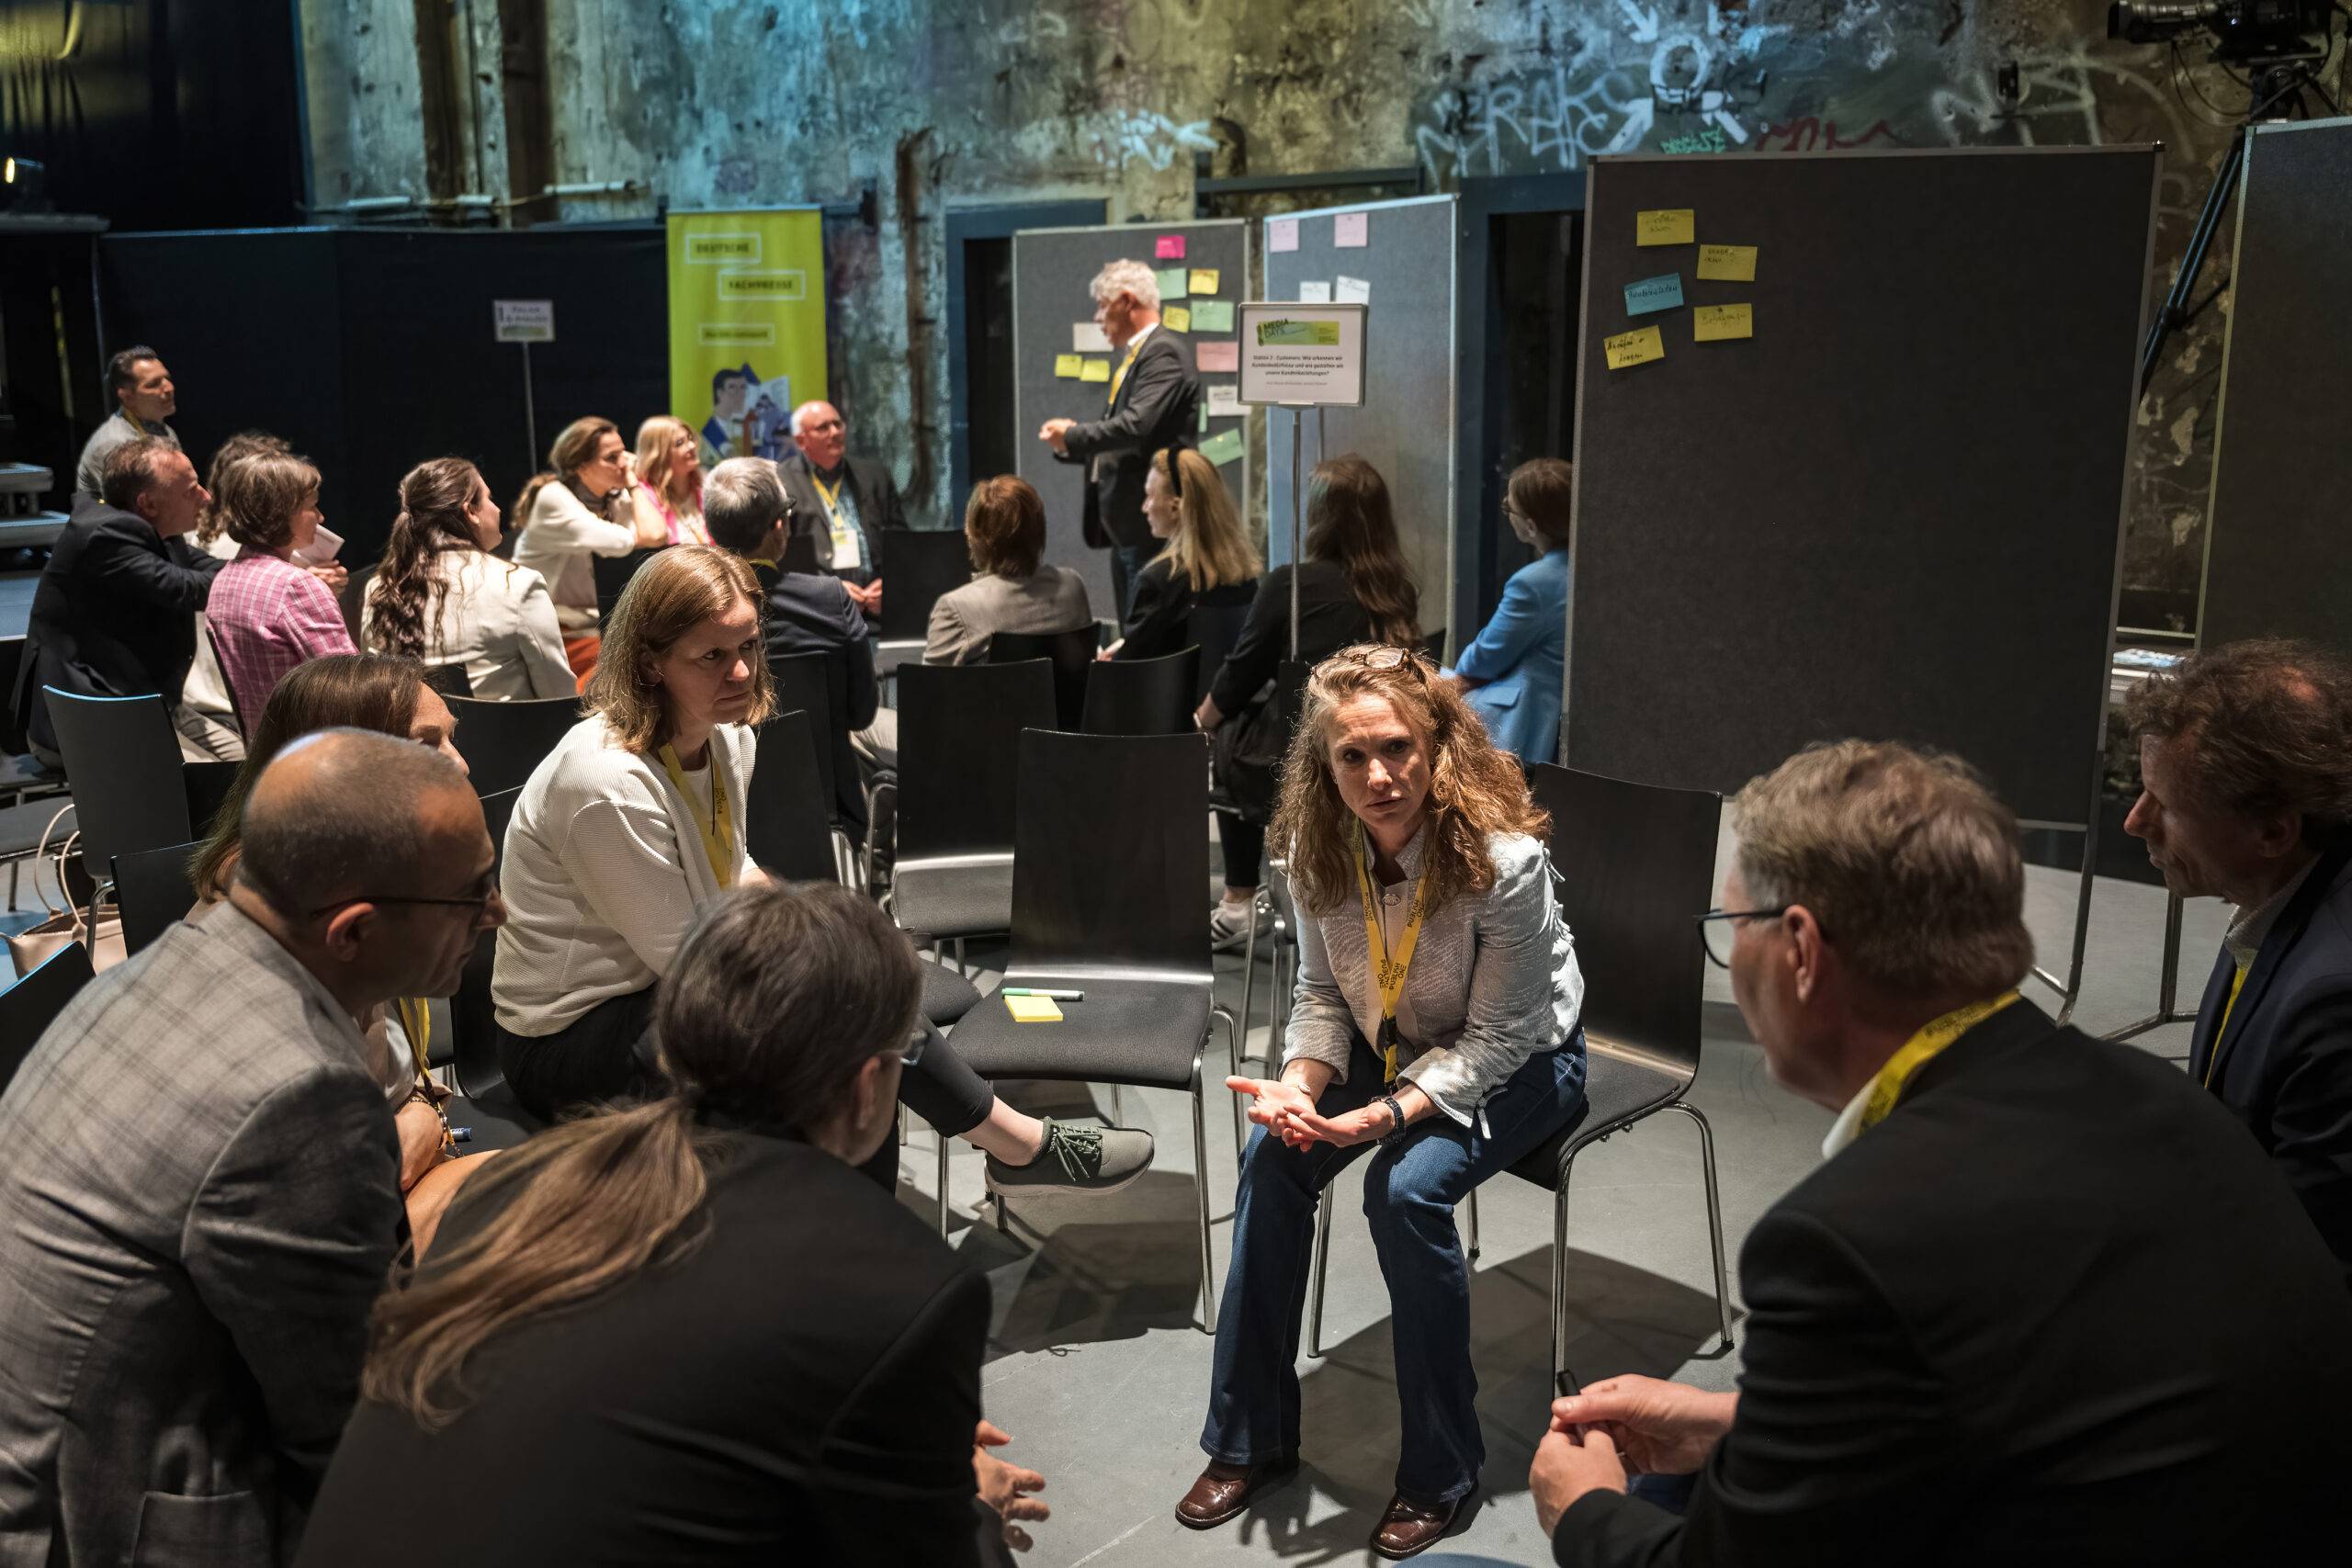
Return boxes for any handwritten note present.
[1190,299,1235,333]
[1259,320,1340,347]
[1207,384,1244,418]
[1636,209,1696,246]
[1004,994,1064,1022]
[1189,268,1221,295]
[1297,280,1332,303]
[1269,218,1299,253]
[1334,210,1369,247]
[1603,325,1666,370]
[1163,305,1193,333]
[1200,428,1245,467]
[1080,358,1112,382]
[1053,354,1083,378]
[1073,321,1112,353]
[1155,234,1186,260]
[1693,303,1753,342]
[1623,273,1684,315]
[1696,244,1757,282]
[1334,276,1371,304]
[1155,266,1189,301]
[1197,340,1239,373]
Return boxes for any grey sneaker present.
[985,1120,1154,1197]
[1209,897,1272,953]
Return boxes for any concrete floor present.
[898,831,2226,1568]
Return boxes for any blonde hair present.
[216,451,322,552]
[585,547,775,752]
[634,415,703,523]
[1150,448,1260,592]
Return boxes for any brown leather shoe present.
[1370,1484,1473,1559]
[1174,1455,1299,1529]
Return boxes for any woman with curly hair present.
[1182,644,1588,1560]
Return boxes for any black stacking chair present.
[111,840,199,958]
[337,563,377,641]
[1,942,95,1093]
[939,728,1238,1331]
[422,662,473,699]
[765,651,843,828]
[203,625,249,739]
[447,785,537,1147]
[888,660,1056,962]
[1237,660,1315,1049]
[1187,599,1255,707]
[183,761,237,840]
[987,626,1097,732]
[42,689,193,904]
[593,547,666,615]
[877,529,977,643]
[1082,646,1199,736]
[0,639,68,818]
[748,708,842,885]
[444,695,580,796]
[1303,762,1736,1382]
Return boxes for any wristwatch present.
[1377,1093,1407,1145]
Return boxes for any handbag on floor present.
[6,806,127,978]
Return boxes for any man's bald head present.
[790,400,846,470]
[237,728,476,917]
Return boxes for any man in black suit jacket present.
[776,400,908,621]
[1533,740,2352,1566]
[13,437,221,764]
[2122,637,2352,1284]
[1039,258,1200,620]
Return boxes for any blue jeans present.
[1200,1031,1588,1504]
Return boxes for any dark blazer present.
[1206,559,1377,718]
[777,451,907,589]
[1114,556,1256,665]
[752,560,880,828]
[1553,1001,2352,1568]
[2188,840,2352,1285]
[298,1130,991,1568]
[1057,327,1199,551]
[13,492,225,754]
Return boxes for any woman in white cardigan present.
[362,457,576,699]
[510,416,669,688]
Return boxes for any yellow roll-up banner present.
[667,209,829,466]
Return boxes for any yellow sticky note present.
[1004,994,1064,1022]
[1188,267,1221,295]
[1636,209,1695,246]
[1053,354,1083,378]
[1693,303,1753,342]
[1696,244,1757,282]
[1603,324,1666,370]
[1163,305,1193,333]
[1080,358,1111,382]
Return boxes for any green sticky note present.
[1199,402,1210,434]
[1199,428,1244,467]
[1053,354,1083,378]
[1190,299,1235,333]
[1155,266,1189,301]
[1258,318,1339,347]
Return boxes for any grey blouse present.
[1283,827,1584,1127]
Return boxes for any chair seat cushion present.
[947,977,1211,1090]
[1505,1045,1686,1190]
[919,960,982,1028]
[892,858,1013,941]
[446,1089,541,1154]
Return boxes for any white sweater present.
[360,551,574,699]
[492,714,755,1036]
[512,482,639,633]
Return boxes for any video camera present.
[2108,0,2333,60]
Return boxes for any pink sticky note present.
[1269,219,1299,254]
[1198,341,1239,373]
[1334,210,1368,248]
[1155,234,1186,260]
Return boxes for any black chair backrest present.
[988,626,1097,731]
[1008,728,1210,975]
[748,708,839,883]
[449,784,522,1100]
[878,529,975,641]
[446,695,581,796]
[593,546,666,615]
[338,563,377,641]
[1188,599,1254,705]
[422,661,473,699]
[778,531,824,577]
[764,651,840,821]
[1525,763,1719,1081]
[42,688,193,874]
[183,761,237,841]
[895,660,1056,862]
[203,624,249,738]
[1,942,96,1092]
[1,637,31,755]
[111,840,200,959]
[1082,646,1199,737]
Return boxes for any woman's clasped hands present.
[1225,1076,1388,1149]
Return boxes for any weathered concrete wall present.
[299,0,2347,629]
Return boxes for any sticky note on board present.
[1636,209,1696,246]
[1053,354,1083,378]
[1269,218,1300,253]
[1004,993,1064,1022]
[1197,340,1239,373]
[1199,428,1245,467]
[1334,276,1371,305]
[1189,268,1221,295]
[1190,299,1235,333]
[1155,267,1189,301]
[1259,319,1340,347]
[1334,210,1369,247]
[1080,358,1112,382]
[1623,273,1684,315]
[1603,324,1666,370]
[1156,234,1186,260]
[1073,321,1112,353]
[1199,403,1210,434]
[1297,280,1332,304]
[1207,384,1243,418]
[1163,305,1193,333]
[1696,244,1757,282]
[1693,303,1754,342]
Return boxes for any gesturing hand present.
[1550,1374,1736,1478]
[974,1419,1048,1550]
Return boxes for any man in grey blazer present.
[0,730,504,1566]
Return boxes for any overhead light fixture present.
[2,155,51,211]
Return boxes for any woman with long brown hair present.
[362,457,574,698]
[1182,645,1587,1558]
[510,416,670,688]
[631,414,712,546]
[1195,453,1420,950]
[1101,445,1261,664]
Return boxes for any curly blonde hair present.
[1272,645,1548,919]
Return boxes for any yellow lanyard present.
[2205,964,2249,1089]
[1857,990,2020,1134]
[1107,348,1135,406]
[808,469,860,560]
[657,743,736,888]
[1354,837,1429,1086]
[124,410,151,435]
[394,997,432,1081]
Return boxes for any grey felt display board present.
[2199,117,2352,656]
[1566,148,2157,824]
[1011,220,1250,615]
[1262,195,1456,644]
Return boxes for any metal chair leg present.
[1111,1085,1123,1124]
[1191,1055,1218,1334]
[1666,1100,1736,1352]
[1238,895,1261,1055]
[936,1128,951,1238]
[1211,1003,1244,1153]
[1551,1153,1577,1384]
[953,937,967,977]
[1306,1186,1335,1358]
[1466,1186,1481,1264]
[899,1104,908,1146]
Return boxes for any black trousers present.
[1217,811,1266,888]
[856,1020,996,1189]
[499,986,661,1122]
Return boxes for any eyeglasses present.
[1334,645,1422,673]
[898,1029,929,1068]
[306,880,501,921]
[1694,906,1792,968]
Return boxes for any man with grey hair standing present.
[0,729,505,1565]
[777,399,907,620]
[1038,257,1198,619]
[1531,739,2352,1567]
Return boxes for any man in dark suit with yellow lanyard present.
[1038,258,1200,620]
[2122,637,2352,1286]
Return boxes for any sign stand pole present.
[521,341,539,472]
[1288,405,1305,658]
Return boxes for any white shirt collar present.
[1124,321,1158,355]
[1820,1076,1874,1161]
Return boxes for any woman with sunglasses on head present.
[1182,643,1588,1560]
[512,416,672,689]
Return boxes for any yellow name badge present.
[1188,268,1221,295]
[1080,358,1112,382]
[1636,209,1695,246]
[1603,324,1666,370]
[1696,243,1757,282]
[1053,354,1084,378]
[1163,305,1193,333]
[1693,304,1753,342]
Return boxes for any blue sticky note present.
[1624,273,1685,316]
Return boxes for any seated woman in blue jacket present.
[1453,458,1572,761]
